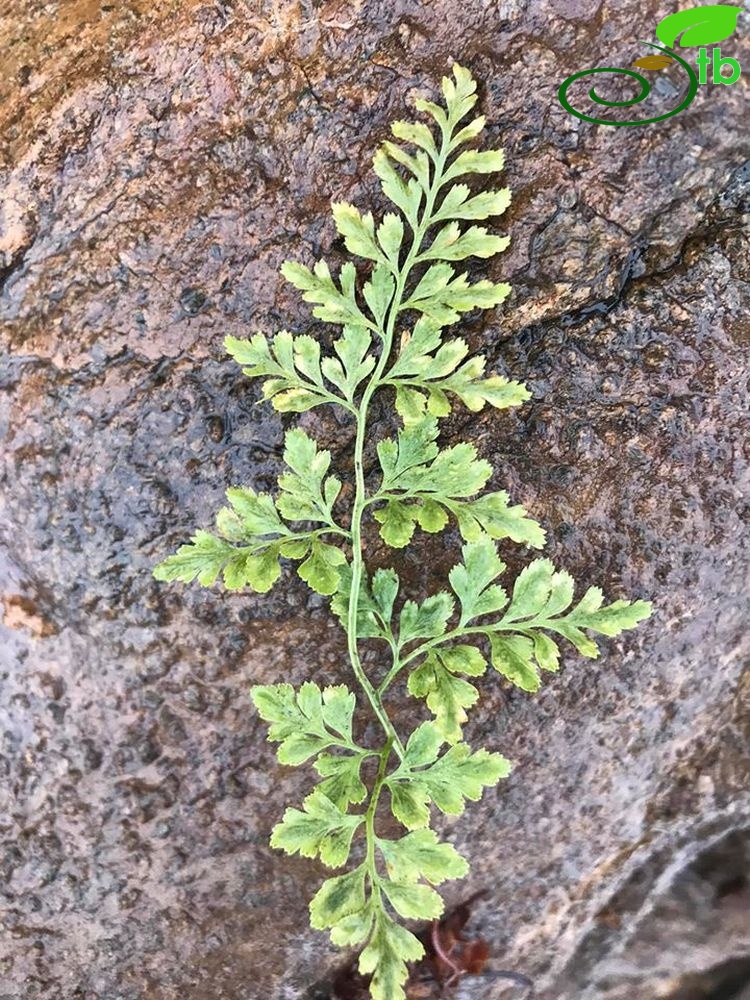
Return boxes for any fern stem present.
[344,126,452,762]
[365,739,392,879]
[378,626,484,696]
[347,409,407,758]
[379,626,483,696]
[378,622,545,697]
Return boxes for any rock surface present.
[1,2,749,998]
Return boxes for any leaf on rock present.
[449,535,508,624]
[314,752,369,809]
[388,330,528,422]
[399,593,454,646]
[377,829,469,885]
[401,264,511,327]
[277,428,341,524]
[450,492,546,548]
[387,723,510,828]
[479,559,652,691]
[251,682,361,764]
[281,259,375,330]
[380,879,444,921]
[298,539,347,596]
[322,325,376,402]
[271,787,363,867]
[358,911,424,1000]
[310,865,368,930]
[408,646,486,743]
[332,203,386,264]
[225,332,336,413]
[331,566,392,640]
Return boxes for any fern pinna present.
[154,65,651,999]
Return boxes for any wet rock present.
[1,2,749,999]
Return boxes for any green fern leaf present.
[332,203,386,264]
[270,787,363,867]
[314,752,369,809]
[420,222,510,261]
[374,419,543,549]
[152,63,653,1000]
[401,265,511,326]
[309,865,368,930]
[277,429,341,524]
[373,148,423,228]
[377,829,469,884]
[408,646,486,743]
[321,325,376,401]
[399,593,454,645]
[225,332,343,413]
[449,535,508,623]
[358,910,423,1000]
[449,492,546,548]
[281,259,375,330]
[380,879,443,920]
[251,682,362,764]
[152,530,249,587]
[387,723,511,828]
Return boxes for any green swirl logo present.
[557,4,743,127]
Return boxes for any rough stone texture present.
[1,2,749,998]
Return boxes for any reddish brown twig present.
[430,918,465,988]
